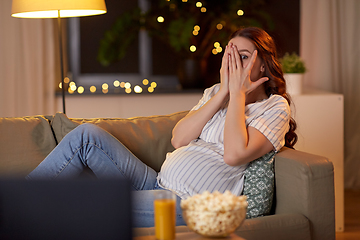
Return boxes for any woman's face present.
[228,36,264,82]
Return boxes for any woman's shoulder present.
[201,83,221,99]
[266,94,291,112]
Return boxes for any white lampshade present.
[11,0,107,18]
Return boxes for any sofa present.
[0,111,335,240]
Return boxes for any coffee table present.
[134,232,245,240]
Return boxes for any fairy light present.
[124,82,131,89]
[237,10,244,16]
[113,80,120,87]
[134,85,143,93]
[77,86,84,94]
[69,82,77,91]
[151,82,157,88]
[157,16,164,22]
[102,83,109,90]
[90,86,96,93]
[142,79,149,85]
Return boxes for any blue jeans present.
[27,123,185,227]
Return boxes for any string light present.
[113,80,120,87]
[142,79,149,85]
[134,85,143,93]
[237,10,244,16]
[90,86,96,93]
[157,16,164,22]
[77,86,84,94]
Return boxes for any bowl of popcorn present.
[180,191,248,238]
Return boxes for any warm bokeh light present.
[114,80,120,87]
[90,86,96,93]
[134,85,143,93]
[214,42,220,48]
[64,77,70,83]
[157,16,164,22]
[194,25,200,31]
[201,7,206,12]
[212,49,218,55]
[120,82,126,88]
[148,87,154,93]
[216,46,223,53]
[216,23,223,30]
[102,83,109,90]
[142,79,149,85]
[77,86,84,94]
[151,82,157,88]
[190,45,196,52]
[125,88,132,94]
[193,30,199,36]
[59,82,62,89]
[124,82,131,89]
[237,10,244,16]
[69,82,77,91]
[196,2,202,7]
[182,0,188,2]
[102,88,108,94]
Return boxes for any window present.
[66,0,300,95]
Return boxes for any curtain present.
[0,0,57,117]
[301,0,360,188]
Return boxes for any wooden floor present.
[336,189,360,240]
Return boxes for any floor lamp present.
[11,0,107,114]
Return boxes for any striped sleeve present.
[248,97,290,151]
[190,84,220,111]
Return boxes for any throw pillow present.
[243,151,275,219]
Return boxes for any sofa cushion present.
[51,112,188,172]
[0,115,56,177]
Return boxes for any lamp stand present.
[58,10,66,114]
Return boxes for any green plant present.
[280,52,306,73]
[97,0,274,67]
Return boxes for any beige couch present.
[0,112,335,240]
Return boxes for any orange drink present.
[154,190,176,240]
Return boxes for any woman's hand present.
[228,45,268,95]
[219,45,231,96]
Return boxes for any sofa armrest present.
[274,147,335,240]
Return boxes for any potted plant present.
[280,52,306,95]
[97,0,274,89]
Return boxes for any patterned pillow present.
[243,151,275,218]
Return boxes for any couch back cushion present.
[0,116,57,177]
[51,111,188,172]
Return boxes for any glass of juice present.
[153,190,176,240]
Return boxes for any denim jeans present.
[27,123,185,227]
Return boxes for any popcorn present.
[180,191,248,237]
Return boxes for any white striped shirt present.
[157,84,290,199]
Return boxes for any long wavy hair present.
[230,27,297,148]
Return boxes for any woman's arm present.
[223,45,272,166]
[171,45,232,149]
[171,91,227,149]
